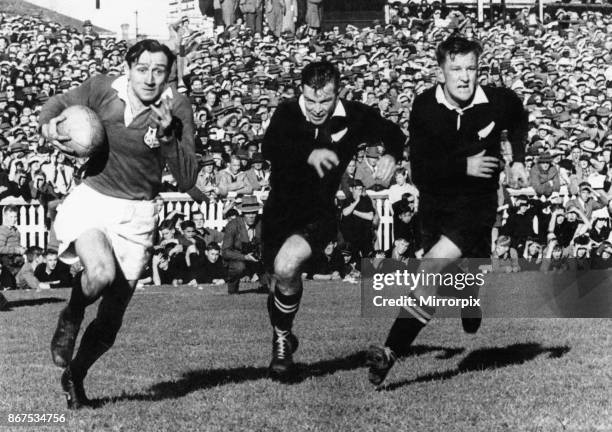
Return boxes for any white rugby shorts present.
[54,183,159,280]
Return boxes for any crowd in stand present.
[1,0,612,292]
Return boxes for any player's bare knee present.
[274,236,310,279]
[83,262,115,294]
[275,253,307,281]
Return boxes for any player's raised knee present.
[83,262,115,295]
[274,236,311,279]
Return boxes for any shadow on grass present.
[380,342,571,391]
[89,344,462,407]
[6,297,65,309]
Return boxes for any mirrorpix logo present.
[369,269,485,309]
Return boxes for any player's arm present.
[157,95,199,192]
[39,77,96,126]
[39,77,98,152]
[504,88,529,183]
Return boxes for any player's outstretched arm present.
[158,95,199,192]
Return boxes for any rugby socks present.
[70,320,111,380]
[66,271,91,321]
[385,298,434,356]
[267,278,303,331]
[67,272,88,318]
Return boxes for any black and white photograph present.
[0,0,611,430]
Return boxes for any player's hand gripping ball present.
[46,105,106,157]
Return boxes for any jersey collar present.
[435,84,488,113]
[298,94,346,123]
[111,75,174,126]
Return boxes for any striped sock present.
[384,296,434,355]
[267,281,302,331]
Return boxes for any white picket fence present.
[0,192,397,251]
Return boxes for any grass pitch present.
[0,280,610,432]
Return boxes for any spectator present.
[337,158,356,201]
[240,0,264,34]
[385,237,411,265]
[522,238,543,271]
[244,152,270,192]
[221,195,265,294]
[541,240,570,272]
[178,220,206,254]
[589,217,611,244]
[267,0,286,37]
[307,241,344,281]
[565,182,608,222]
[392,199,421,258]
[491,235,520,273]
[187,242,227,285]
[0,205,25,276]
[221,0,238,27]
[387,167,419,208]
[549,208,584,250]
[216,155,253,197]
[500,196,536,253]
[151,245,180,285]
[340,180,375,263]
[34,249,72,288]
[529,152,560,197]
[192,210,224,246]
[191,154,220,201]
[305,0,323,35]
[0,260,16,290]
[590,241,612,270]
[282,0,299,35]
[16,246,52,290]
[355,146,390,191]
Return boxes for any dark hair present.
[206,243,221,252]
[435,35,483,66]
[159,219,175,232]
[395,200,413,216]
[25,246,43,263]
[45,249,58,256]
[125,39,176,70]
[301,61,340,92]
[181,220,196,230]
[3,205,18,216]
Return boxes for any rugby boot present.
[61,367,90,410]
[366,344,397,386]
[268,327,299,381]
[51,306,84,367]
[461,303,482,334]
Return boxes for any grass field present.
[1,280,611,432]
